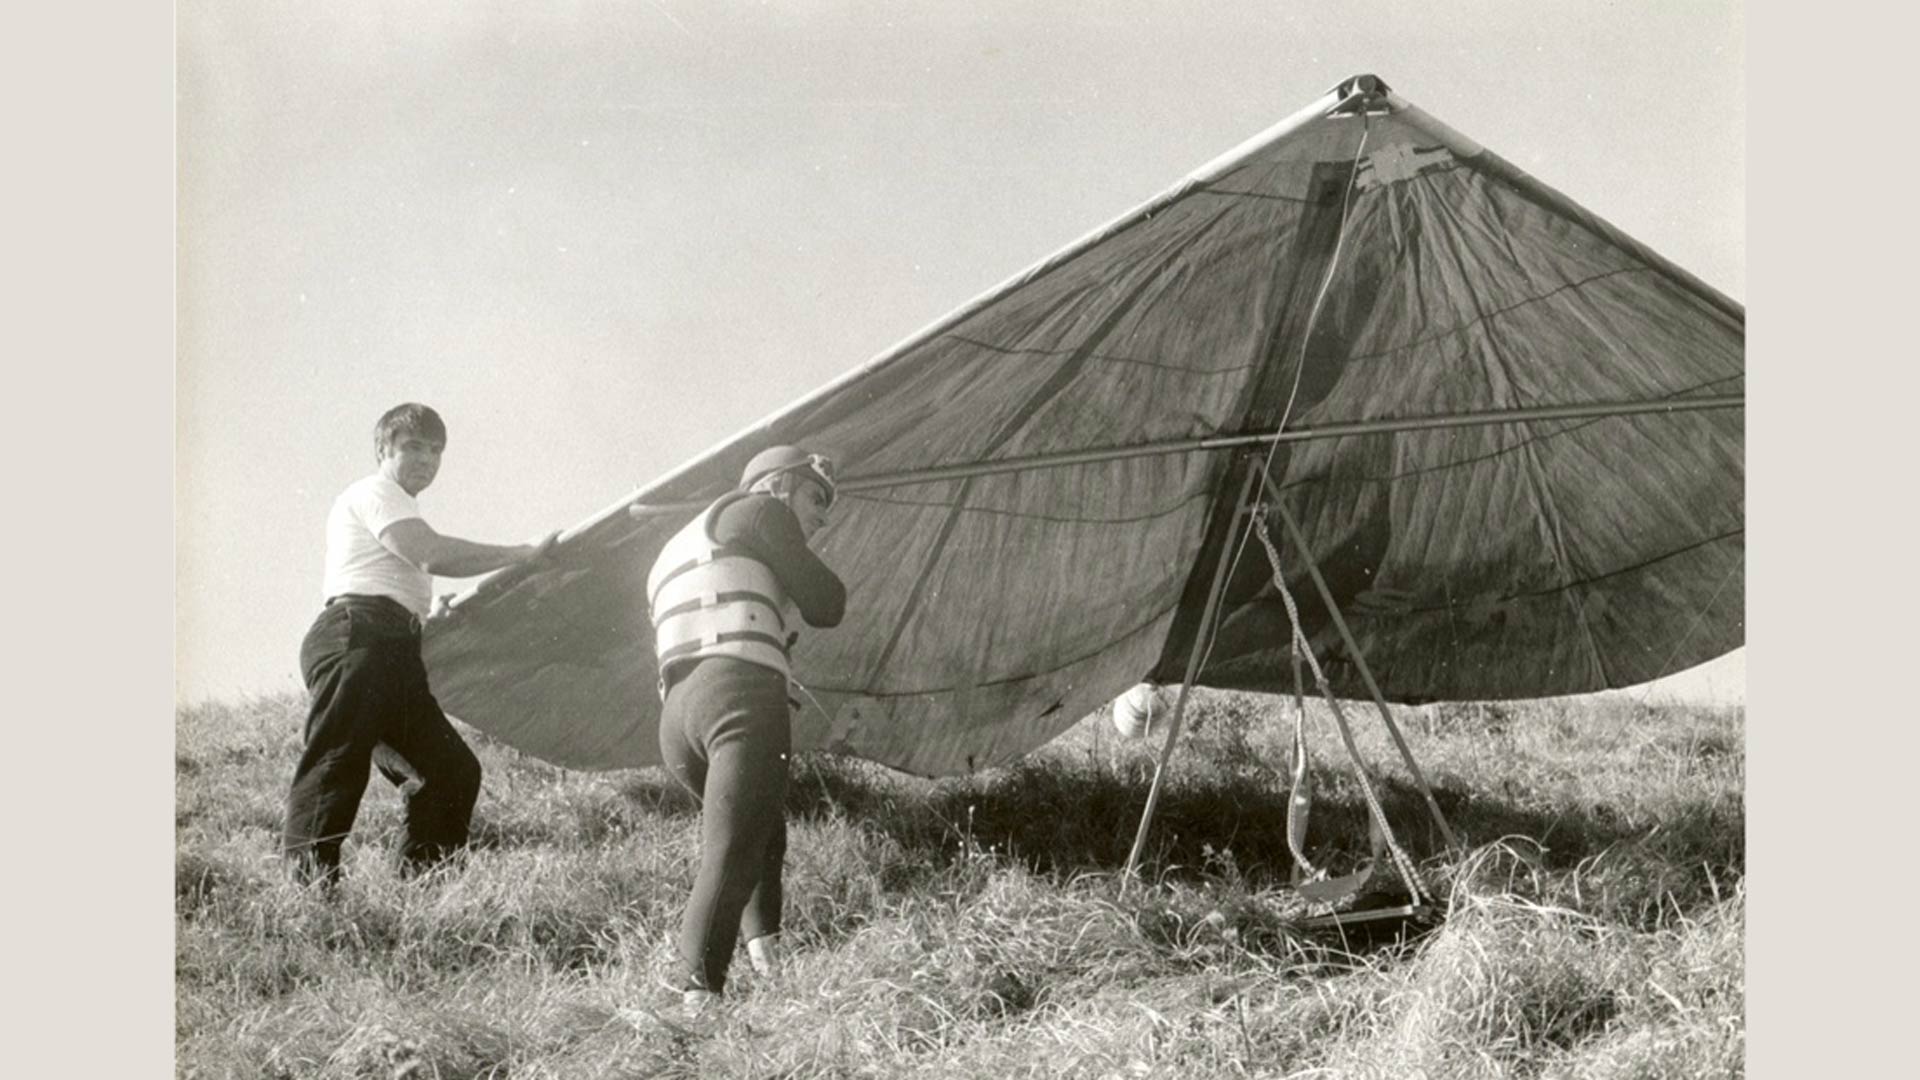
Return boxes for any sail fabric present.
[422,76,1743,776]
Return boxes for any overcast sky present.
[175,0,1745,705]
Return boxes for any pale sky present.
[175,0,1745,705]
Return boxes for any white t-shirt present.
[321,473,431,617]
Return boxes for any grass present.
[176,689,1743,1078]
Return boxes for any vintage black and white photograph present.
[175,3,1747,1075]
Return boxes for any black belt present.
[325,593,423,636]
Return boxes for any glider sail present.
[424,75,1743,776]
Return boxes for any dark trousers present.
[282,595,482,884]
[659,656,791,994]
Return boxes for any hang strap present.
[1252,503,1426,907]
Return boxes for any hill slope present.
[177,690,1743,1078]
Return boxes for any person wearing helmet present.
[646,445,846,1014]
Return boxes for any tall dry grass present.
[177,688,1743,1078]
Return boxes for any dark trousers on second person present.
[283,594,482,885]
[659,656,791,995]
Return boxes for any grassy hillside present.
[176,690,1743,1078]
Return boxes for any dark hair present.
[374,403,447,460]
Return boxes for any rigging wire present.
[1142,112,1376,891]
[1251,493,1425,904]
[790,677,831,722]
[1191,112,1375,681]
[1629,554,1743,707]
[1260,113,1373,484]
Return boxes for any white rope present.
[1285,642,1322,883]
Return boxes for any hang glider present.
[424,74,1744,778]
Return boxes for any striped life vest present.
[648,493,792,684]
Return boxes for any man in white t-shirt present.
[283,402,557,885]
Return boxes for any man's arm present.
[718,497,846,627]
[381,520,558,578]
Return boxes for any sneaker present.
[622,986,721,1038]
[746,934,781,979]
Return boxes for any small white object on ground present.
[1111,682,1160,739]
